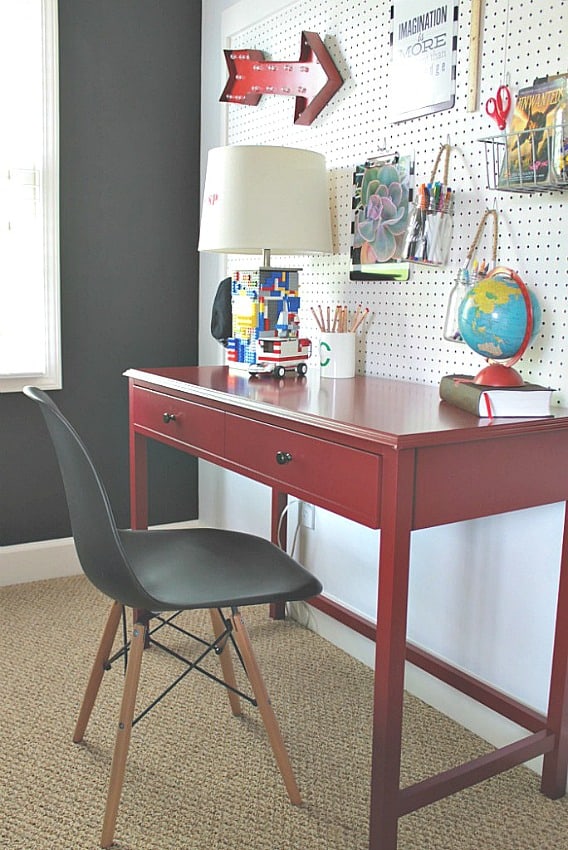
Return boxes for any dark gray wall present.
[0,0,202,546]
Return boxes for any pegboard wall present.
[223,0,567,402]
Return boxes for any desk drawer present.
[225,413,381,527]
[132,388,224,456]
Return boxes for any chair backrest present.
[23,387,146,606]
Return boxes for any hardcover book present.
[498,73,568,188]
[439,374,554,418]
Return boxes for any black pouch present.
[210,277,232,347]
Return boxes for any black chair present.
[23,387,322,848]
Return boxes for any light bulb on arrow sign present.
[220,31,343,126]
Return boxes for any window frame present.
[0,0,60,394]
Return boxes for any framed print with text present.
[390,0,459,123]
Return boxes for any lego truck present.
[249,336,312,378]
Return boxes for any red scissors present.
[485,85,512,130]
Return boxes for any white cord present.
[278,500,314,628]
[277,503,319,628]
[276,498,301,557]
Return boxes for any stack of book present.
[439,374,554,418]
[498,72,567,189]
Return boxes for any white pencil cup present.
[319,332,356,379]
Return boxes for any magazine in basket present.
[498,73,567,189]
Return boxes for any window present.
[0,0,60,393]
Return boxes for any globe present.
[457,268,542,386]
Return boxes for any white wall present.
[199,0,567,766]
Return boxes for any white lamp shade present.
[198,145,332,255]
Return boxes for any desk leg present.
[270,489,287,620]
[541,501,568,798]
[129,432,148,530]
[369,450,415,850]
[128,389,150,636]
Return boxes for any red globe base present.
[473,363,525,387]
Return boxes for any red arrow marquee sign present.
[220,31,343,125]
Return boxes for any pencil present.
[352,307,369,332]
[349,304,362,333]
[310,306,325,332]
[332,305,340,333]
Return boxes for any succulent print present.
[353,162,411,263]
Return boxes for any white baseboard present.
[0,536,81,586]
[289,601,550,780]
[0,520,203,587]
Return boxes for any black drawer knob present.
[276,451,293,465]
[162,412,176,423]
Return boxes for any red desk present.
[125,365,568,850]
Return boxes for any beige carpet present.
[1,575,567,850]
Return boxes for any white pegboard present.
[224,0,568,403]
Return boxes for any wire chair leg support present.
[73,601,123,743]
[229,609,302,806]
[101,618,147,849]
[210,608,242,716]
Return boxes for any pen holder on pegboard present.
[443,208,499,343]
[403,143,454,267]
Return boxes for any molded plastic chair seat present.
[118,527,319,611]
[23,386,322,848]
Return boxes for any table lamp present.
[198,144,332,370]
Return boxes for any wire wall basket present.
[479,125,568,193]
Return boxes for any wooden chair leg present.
[209,608,242,716]
[73,601,123,743]
[100,618,147,849]
[229,609,302,805]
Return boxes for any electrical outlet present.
[300,501,315,530]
